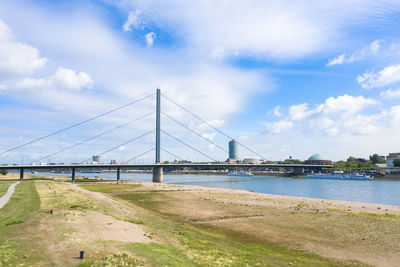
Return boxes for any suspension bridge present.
[0,89,331,182]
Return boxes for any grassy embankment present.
[0,181,40,266]
[0,182,12,197]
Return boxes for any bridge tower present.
[153,88,163,182]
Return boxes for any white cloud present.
[357,64,400,89]
[0,20,47,76]
[16,78,49,89]
[272,106,282,117]
[266,94,378,137]
[289,103,323,121]
[113,1,400,61]
[323,94,377,114]
[52,67,93,91]
[266,120,293,133]
[326,39,383,66]
[145,32,156,47]
[15,67,93,91]
[123,10,142,32]
[381,88,400,99]
[201,132,216,141]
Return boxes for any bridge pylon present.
[153,88,163,183]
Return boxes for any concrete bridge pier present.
[71,168,76,182]
[152,166,163,183]
[117,167,120,183]
[20,169,24,181]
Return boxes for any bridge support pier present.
[117,167,120,183]
[71,168,76,182]
[20,169,24,181]
[152,167,163,183]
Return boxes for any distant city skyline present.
[1,1,400,164]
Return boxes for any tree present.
[0,169,8,176]
[369,154,385,164]
[333,161,346,169]
[393,159,400,167]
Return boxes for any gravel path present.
[0,181,20,209]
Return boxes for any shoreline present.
[118,181,400,214]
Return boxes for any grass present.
[0,181,41,266]
[83,184,359,266]
[0,181,12,198]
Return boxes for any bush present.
[0,169,8,176]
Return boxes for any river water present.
[38,172,400,206]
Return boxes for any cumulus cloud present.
[381,88,400,99]
[326,39,383,66]
[15,67,93,91]
[357,64,400,89]
[145,32,156,47]
[266,94,379,136]
[265,120,293,133]
[52,67,93,91]
[123,10,142,32]
[0,20,47,76]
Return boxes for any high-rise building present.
[92,155,102,163]
[228,139,238,160]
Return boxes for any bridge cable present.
[79,129,155,164]
[0,93,154,157]
[161,130,217,162]
[126,148,155,163]
[31,112,154,164]
[161,93,266,160]
[161,111,228,153]
[161,148,185,162]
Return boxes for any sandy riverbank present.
[88,181,399,266]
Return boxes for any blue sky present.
[1,0,400,164]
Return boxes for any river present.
[36,172,400,206]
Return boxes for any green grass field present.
[0,182,12,198]
[0,181,41,266]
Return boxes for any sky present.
[1,0,400,164]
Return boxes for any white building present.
[386,153,400,167]
[243,157,260,164]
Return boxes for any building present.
[386,153,400,167]
[92,155,102,164]
[110,160,117,164]
[228,139,238,160]
[243,157,260,164]
[304,154,332,165]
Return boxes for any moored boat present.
[228,171,253,177]
[306,172,373,180]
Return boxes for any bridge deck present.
[0,163,331,170]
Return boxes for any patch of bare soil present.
[58,209,152,243]
[121,182,400,267]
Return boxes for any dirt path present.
[0,181,20,209]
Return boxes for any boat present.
[306,171,373,180]
[31,171,38,174]
[228,171,253,177]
